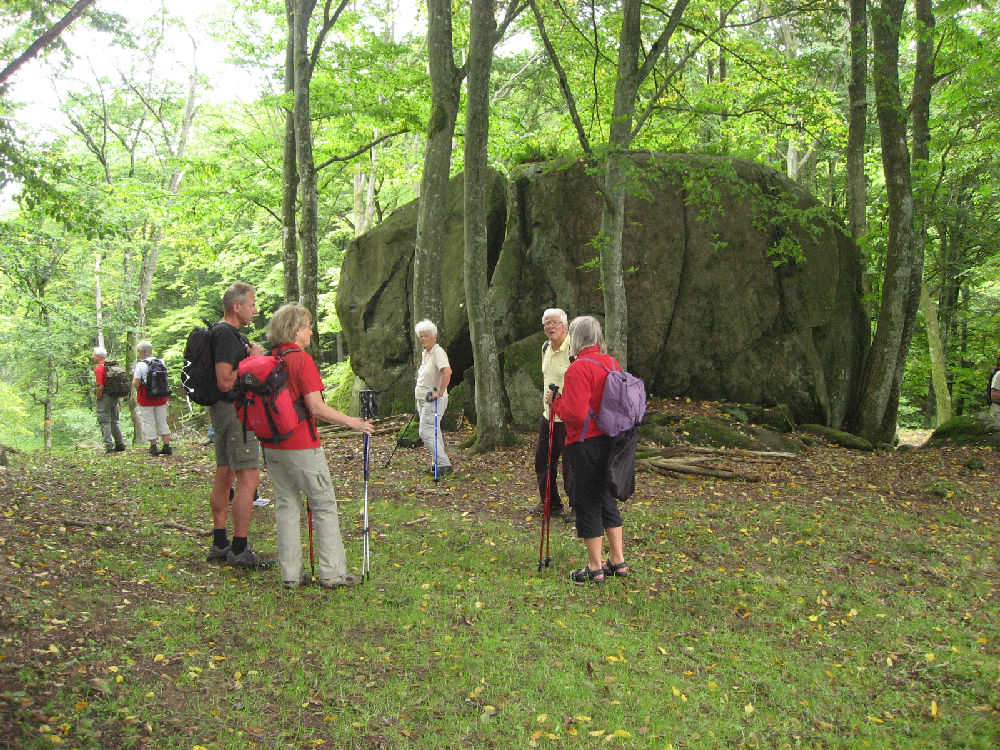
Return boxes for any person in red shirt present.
[132,341,172,456]
[262,303,373,590]
[552,315,628,583]
[91,346,125,453]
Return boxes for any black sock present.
[214,529,229,548]
[231,536,248,555]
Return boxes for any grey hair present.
[541,308,568,326]
[267,303,312,347]
[223,282,255,313]
[568,315,606,357]
[137,341,154,356]
[92,346,107,359]
[414,319,438,338]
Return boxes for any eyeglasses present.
[543,321,564,328]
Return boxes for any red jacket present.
[552,346,620,443]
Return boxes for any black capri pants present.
[564,434,622,538]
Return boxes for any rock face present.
[336,153,869,428]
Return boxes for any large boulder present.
[337,153,869,428]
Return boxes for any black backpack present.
[102,360,132,398]
[987,365,1000,406]
[144,357,171,399]
[182,325,222,406]
[606,426,639,501]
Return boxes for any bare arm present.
[215,361,237,394]
[303,391,373,434]
[432,366,452,399]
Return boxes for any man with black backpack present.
[91,346,126,453]
[202,282,273,571]
[132,341,173,457]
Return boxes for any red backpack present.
[233,349,316,444]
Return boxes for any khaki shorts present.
[208,401,260,471]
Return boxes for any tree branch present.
[315,129,408,171]
[0,0,98,87]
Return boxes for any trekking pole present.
[429,390,439,482]
[539,384,559,571]
[383,409,418,469]
[360,390,378,580]
[306,498,315,579]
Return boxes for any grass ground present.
[1,401,998,749]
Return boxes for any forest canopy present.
[1,0,998,450]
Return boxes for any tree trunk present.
[94,252,104,349]
[464,0,512,451]
[293,0,320,351]
[920,280,951,426]
[281,0,299,303]
[847,0,868,245]
[848,0,923,444]
[412,0,462,342]
[599,0,643,369]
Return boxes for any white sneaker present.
[253,495,271,507]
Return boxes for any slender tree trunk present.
[920,281,951,425]
[849,0,923,443]
[464,0,511,450]
[599,0,643,369]
[44,360,54,451]
[293,0,320,351]
[413,0,462,343]
[281,0,300,303]
[94,252,104,349]
[847,0,868,245]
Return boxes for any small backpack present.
[144,358,171,399]
[577,357,647,438]
[986,365,1000,406]
[102,360,132,398]
[182,325,222,406]
[233,349,316,444]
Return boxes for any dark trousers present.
[565,435,622,539]
[534,418,569,511]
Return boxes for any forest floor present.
[1,399,998,749]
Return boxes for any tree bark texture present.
[293,0,320,350]
[849,0,923,443]
[413,0,462,346]
[919,280,951,426]
[281,0,300,303]
[847,0,868,244]
[463,0,510,451]
[599,0,643,370]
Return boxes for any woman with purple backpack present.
[552,315,629,584]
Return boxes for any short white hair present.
[414,319,438,337]
[137,341,153,356]
[92,346,107,359]
[542,308,568,326]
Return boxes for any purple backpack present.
[578,357,647,439]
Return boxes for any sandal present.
[602,560,629,578]
[570,566,605,584]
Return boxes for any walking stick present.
[539,384,559,571]
[360,390,378,581]
[383,409,418,469]
[306,498,315,579]
[426,391,439,482]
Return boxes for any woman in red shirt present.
[263,304,373,590]
[553,316,628,583]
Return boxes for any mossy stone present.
[925,414,1000,448]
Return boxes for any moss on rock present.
[925,414,1000,448]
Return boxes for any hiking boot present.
[159,444,173,456]
[318,573,362,589]
[282,572,311,590]
[206,543,231,563]
[252,495,271,508]
[226,546,275,571]
[532,502,564,517]
[149,444,159,456]
[426,465,454,477]
[113,444,127,452]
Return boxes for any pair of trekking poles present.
[304,390,377,582]
[383,391,443,482]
